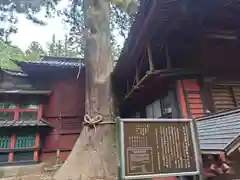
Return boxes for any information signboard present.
[118,118,202,180]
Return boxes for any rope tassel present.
[83,114,115,133]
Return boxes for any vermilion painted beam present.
[37,104,43,120]
[177,80,188,118]
[8,134,16,162]
[33,133,40,161]
[0,109,16,112]
[14,105,20,120]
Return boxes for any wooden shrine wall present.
[41,73,85,162]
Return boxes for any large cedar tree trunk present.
[54,0,116,179]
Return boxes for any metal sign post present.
[118,118,202,180]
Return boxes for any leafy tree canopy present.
[24,41,46,60]
[1,0,138,60]
[0,40,45,69]
[0,35,81,69]
[46,34,82,57]
[0,0,61,42]
[0,40,24,69]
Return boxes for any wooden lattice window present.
[0,133,40,164]
[0,103,16,121]
[0,136,11,149]
[0,153,9,162]
[15,135,35,148]
[0,135,11,163]
[14,151,34,162]
[0,102,43,120]
[0,112,14,121]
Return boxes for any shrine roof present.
[0,89,51,95]
[113,0,240,80]
[0,119,51,128]
[1,69,27,77]
[197,107,240,155]
[13,56,84,69]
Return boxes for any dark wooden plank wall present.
[41,129,79,163]
[41,74,85,162]
[0,70,85,162]
[211,84,240,112]
[211,86,235,112]
[44,75,85,117]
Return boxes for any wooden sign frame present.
[118,118,202,180]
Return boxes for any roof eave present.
[225,135,240,156]
[113,0,157,78]
[0,89,52,95]
[1,69,28,77]
[11,59,83,71]
[201,150,223,155]
[197,107,240,121]
[0,119,52,128]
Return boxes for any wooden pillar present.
[33,133,40,161]
[14,105,20,120]
[147,43,154,72]
[37,104,43,120]
[177,80,189,118]
[8,134,16,162]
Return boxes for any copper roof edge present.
[196,107,240,121]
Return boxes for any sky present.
[10,0,69,51]
[10,14,68,51]
[9,0,124,52]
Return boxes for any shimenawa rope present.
[83,114,115,132]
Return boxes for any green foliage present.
[0,40,45,69]
[62,0,137,61]
[110,0,139,15]
[110,33,122,62]
[46,34,82,57]
[0,36,84,70]
[47,34,57,56]
[0,0,139,60]
[0,0,61,42]
[24,41,46,60]
[62,3,85,57]
[0,40,24,69]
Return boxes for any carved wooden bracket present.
[206,153,234,177]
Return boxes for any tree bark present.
[54,0,116,180]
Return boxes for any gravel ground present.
[0,165,59,180]
[0,172,55,180]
